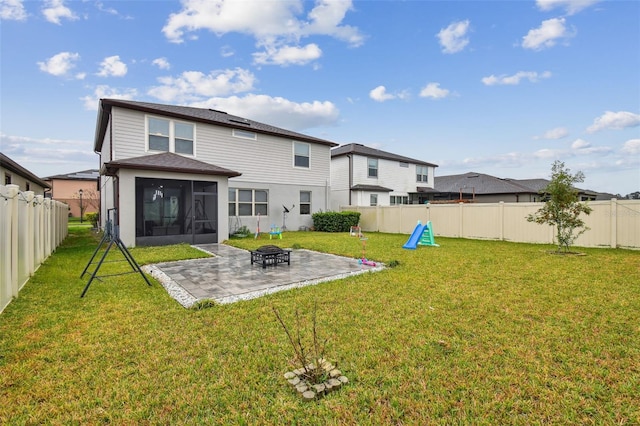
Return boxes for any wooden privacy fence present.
[343,199,640,250]
[1,184,69,313]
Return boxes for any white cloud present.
[522,18,571,50]
[80,85,138,110]
[536,0,600,15]
[37,51,81,77]
[571,138,590,149]
[369,85,409,102]
[253,43,322,66]
[190,94,339,131]
[436,20,470,54]
[148,68,256,103]
[0,132,95,175]
[535,127,569,140]
[42,0,78,25]
[621,139,640,155]
[152,57,171,70]
[97,55,127,77]
[1,0,27,21]
[587,111,640,133]
[162,0,363,66]
[221,45,235,58]
[419,83,450,99]
[482,71,552,86]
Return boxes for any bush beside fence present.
[1,184,69,313]
[343,199,640,249]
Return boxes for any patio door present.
[191,181,217,244]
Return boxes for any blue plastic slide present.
[403,223,427,250]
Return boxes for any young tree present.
[527,161,592,253]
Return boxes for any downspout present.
[348,153,353,206]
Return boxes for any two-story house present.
[330,143,438,209]
[94,99,338,247]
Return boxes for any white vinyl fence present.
[343,199,640,250]
[1,184,69,313]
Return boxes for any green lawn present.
[1,228,639,424]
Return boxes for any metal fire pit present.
[250,245,292,269]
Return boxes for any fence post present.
[610,198,617,248]
[459,202,464,238]
[8,185,19,299]
[25,192,36,277]
[499,201,505,241]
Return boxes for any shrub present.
[85,212,99,228]
[312,211,360,232]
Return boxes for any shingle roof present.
[435,172,536,195]
[44,169,100,181]
[351,184,393,192]
[0,152,51,189]
[94,99,339,153]
[102,152,241,177]
[331,143,438,167]
[435,173,597,196]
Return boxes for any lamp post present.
[79,189,84,223]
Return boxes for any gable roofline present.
[101,152,241,178]
[43,169,100,181]
[0,153,51,189]
[331,143,438,167]
[435,172,595,195]
[94,99,339,153]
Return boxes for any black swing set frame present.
[80,208,152,297]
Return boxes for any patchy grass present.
[1,229,639,424]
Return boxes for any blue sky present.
[1,0,638,195]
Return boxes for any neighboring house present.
[428,172,599,203]
[94,99,338,247]
[43,169,100,218]
[330,143,438,209]
[0,153,50,196]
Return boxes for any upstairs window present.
[148,117,170,151]
[147,116,194,155]
[175,122,194,155]
[294,142,310,168]
[368,158,378,178]
[416,165,429,183]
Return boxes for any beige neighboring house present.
[0,153,51,195]
[43,169,100,218]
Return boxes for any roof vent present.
[229,118,251,126]
[209,109,227,114]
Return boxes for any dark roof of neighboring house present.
[0,152,51,189]
[331,143,438,167]
[435,172,540,195]
[351,184,393,192]
[102,152,242,178]
[94,99,339,153]
[44,169,100,181]
[435,172,599,196]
